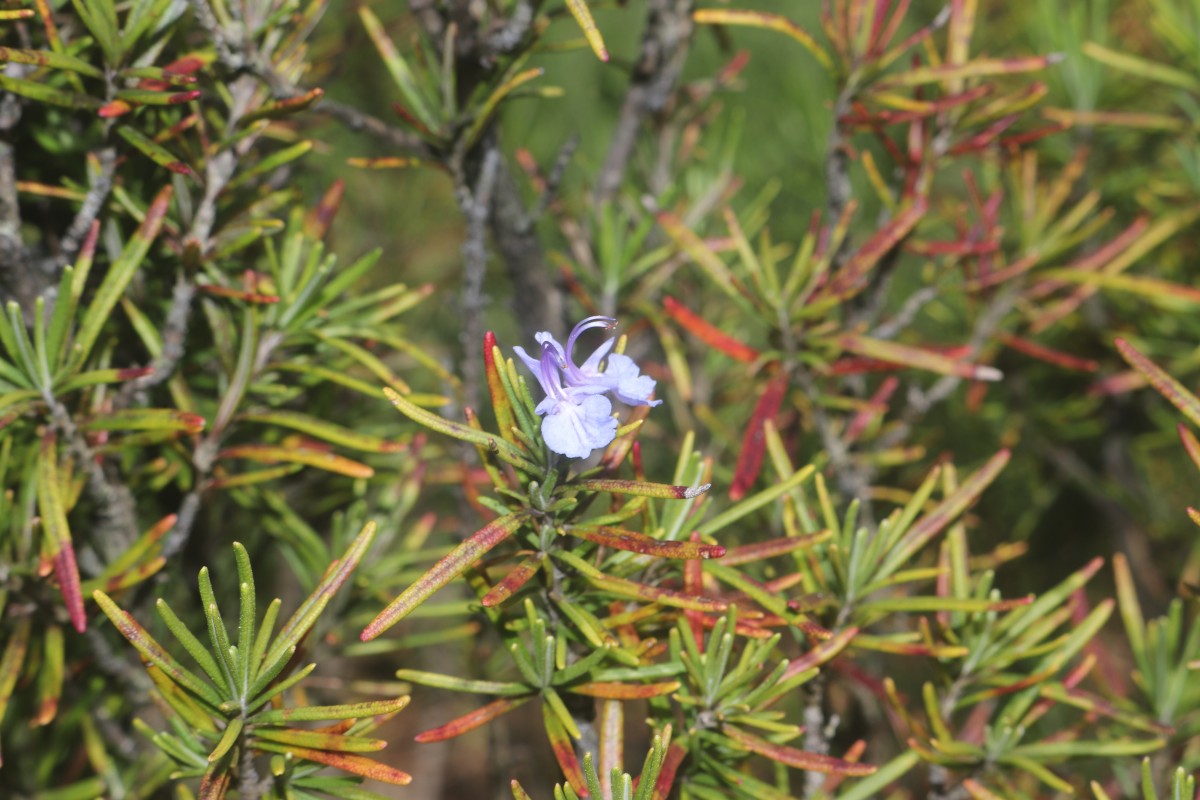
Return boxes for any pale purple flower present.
[540,316,662,407]
[513,340,617,459]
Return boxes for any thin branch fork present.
[594,0,695,206]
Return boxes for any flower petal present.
[578,337,615,375]
[541,394,616,458]
[534,332,565,360]
[603,354,661,406]
[513,345,543,379]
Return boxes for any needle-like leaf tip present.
[975,365,1003,382]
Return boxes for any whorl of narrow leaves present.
[880,449,1011,578]
[92,525,412,794]
[1091,759,1198,800]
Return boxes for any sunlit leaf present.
[362,513,527,640]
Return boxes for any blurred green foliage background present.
[313,0,1200,600]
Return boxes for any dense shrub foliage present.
[0,0,1198,798]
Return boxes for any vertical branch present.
[59,148,117,260]
[488,159,565,341]
[0,72,45,315]
[45,398,139,554]
[137,49,280,558]
[458,144,501,411]
[800,43,864,800]
[192,75,260,245]
[162,322,286,561]
[880,287,1017,448]
[188,0,244,69]
[0,140,18,249]
[434,1,566,347]
[238,733,269,800]
[824,84,856,269]
[802,673,833,799]
[409,0,447,41]
[0,138,28,308]
[83,625,153,697]
[116,275,196,404]
[594,0,694,205]
[810,69,873,509]
[487,0,535,54]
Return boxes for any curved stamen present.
[566,316,617,360]
[539,341,568,400]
